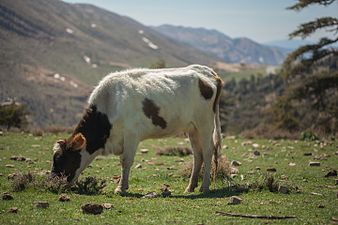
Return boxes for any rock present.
[81,203,103,215]
[288,162,296,167]
[8,207,18,213]
[34,201,49,209]
[5,164,15,168]
[112,175,121,184]
[140,149,149,154]
[102,203,113,209]
[303,152,312,156]
[267,168,277,172]
[318,204,325,208]
[135,163,142,169]
[2,192,14,200]
[324,169,337,177]
[7,173,18,180]
[278,185,290,194]
[160,184,171,197]
[58,194,70,202]
[252,143,260,148]
[310,192,322,196]
[253,150,260,156]
[228,196,242,205]
[10,156,26,161]
[309,162,321,167]
[231,160,242,167]
[143,192,158,199]
[255,167,261,171]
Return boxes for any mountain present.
[265,39,314,50]
[0,0,220,127]
[153,25,288,65]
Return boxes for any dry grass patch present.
[156,147,192,156]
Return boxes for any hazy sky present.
[63,0,337,43]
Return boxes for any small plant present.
[44,175,70,194]
[300,130,318,141]
[10,172,33,192]
[180,155,231,181]
[75,176,106,195]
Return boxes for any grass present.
[0,132,337,224]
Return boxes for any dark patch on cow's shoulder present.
[73,105,112,154]
[142,98,167,129]
[198,78,213,99]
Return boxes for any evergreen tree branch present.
[289,17,338,39]
[288,0,337,11]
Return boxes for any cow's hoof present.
[114,187,127,195]
[184,186,195,193]
[199,187,210,193]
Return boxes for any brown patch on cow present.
[198,78,213,99]
[213,76,224,112]
[142,98,167,129]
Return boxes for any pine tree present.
[275,0,338,135]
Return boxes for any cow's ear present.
[69,133,86,151]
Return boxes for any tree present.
[0,101,29,130]
[275,0,338,135]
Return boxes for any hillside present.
[0,0,220,127]
[153,25,288,65]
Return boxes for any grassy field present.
[0,132,337,224]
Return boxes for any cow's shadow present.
[121,185,248,199]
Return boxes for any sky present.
[63,0,337,43]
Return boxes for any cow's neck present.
[72,104,112,154]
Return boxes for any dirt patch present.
[81,203,103,215]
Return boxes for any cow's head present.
[50,133,92,183]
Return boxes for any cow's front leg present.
[114,136,138,195]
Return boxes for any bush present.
[0,101,29,130]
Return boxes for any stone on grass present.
[10,156,26,161]
[303,152,312,156]
[2,192,14,200]
[135,163,142,169]
[102,203,113,209]
[278,185,290,194]
[58,194,70,202]
[253,150,260,156]
[267,168,277,172]
[231,160,242,167]
[8,207,18,213]
[309,162,321,167]
[160,184,171,197]
[318,204,325,208]
[228,196,242,205]
[324,169,337,177]
[140,149,149,154]
[81,203,103,215]
[34,201,49,209]
[288,162,296,167]
[143,192,158,199]
[5,164,15,168]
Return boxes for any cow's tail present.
[212,75,224,189]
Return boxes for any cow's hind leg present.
[198,125,214,193]
[185,129,203,193]
[114,134,139,195]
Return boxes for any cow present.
[50,64,224,194]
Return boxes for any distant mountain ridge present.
[153,25,288,65]
[0,0,220,127]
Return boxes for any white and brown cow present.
[50,64,224,194]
